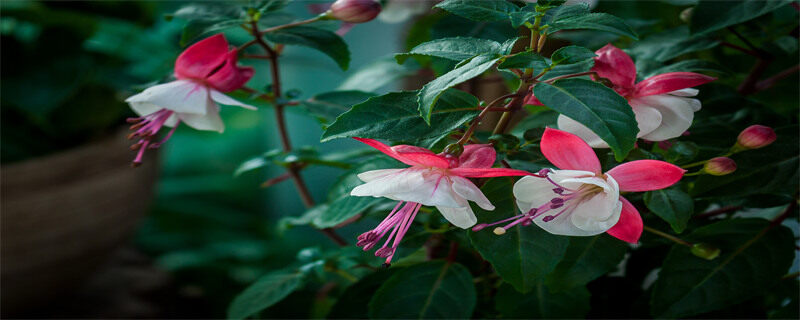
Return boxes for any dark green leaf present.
[549,45,596,65]
[264,26,350,70]
[495,283,590,318]
[322,89,479,142]
[644,188,694,233]
[328,271,393,319]
[227,270,306,319]
[313,195,384,228]
[509,11,540,28]
[498,51,546,70]
[630,27,719,62]
[690,0,792,35]
[418,54,501,123]
[544,234,628,291]
[434,0,520,22]
[546,12,638,40]
[539,58,594,80]
[534,79,638,161]
[650,218,796,318]
[256,0,291,14]
[173,4,244,46]
[299,90,377,126]
[468,178,570,293]
[396,37,506,64]
[369,261,476,318]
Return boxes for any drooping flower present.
[474,128,685,243]
[350,138,531,264]
[528,44,716,148]
[125,34,256,166]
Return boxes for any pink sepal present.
[205,49,254,92]
[459,144,496,168]
[353,137,450,168]
[606,160,685,192]
[592,44,637,89]
[634,72,716,97]
[606,197,642,243]
[540,128,601,173]
[175,34,230,81]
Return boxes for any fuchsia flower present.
[350,138,530,264]
[476,128,685,243]
[125,34,256,166]
[530,44,716,148]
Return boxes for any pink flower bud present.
[736,125,776,150]
[328,0,381,23]
[704,157,737,176]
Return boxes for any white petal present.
[177,102,224,132]
[356,169,406,182]
[636,95,696,141]
[436,206,477,229]
[125,80,209,115]
[668,88,699,97]
[557,115,610,148]
[686,98,702,112]
[210,90,257,110]
[630,103,663,138]
[350,168,463,207]
[513,171,594,213]
[451,177,493,210]
[569,193,622,233]
[350,168,427,198]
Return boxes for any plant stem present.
[240,16,322,51]
[643,225,692,247]
[543,71,595,83]
[248,21,347,247]
[456,93,520,145]
[755,64,800,93]
[694,205,743,219]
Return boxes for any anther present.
[550,203,564,209]
[550,198,564,204]
[552,187,564,194]
[493,227,506,235]
[543,215,555,222]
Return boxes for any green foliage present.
[172,3,245,46]
[434,0,521,22]
[544,234,628,291]
[264,26,350,70]
[322,89,479,142]
[534,79,639,161]
[396,37,514,64]
[644,188,695,233]
[650,218,796,318]
[495,283,591,318]
[298,90,377,127]
[469,178,570,293]
[418,54,502,123]
[368,261,477,318]
[690,0,793,35]
[545,5,638,40]
[227,270,306,319]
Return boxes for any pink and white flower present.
[350,138,531,264]
[125,34,256,166]
[475,128,685,243]
[529,44,716,148]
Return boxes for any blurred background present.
[1,1,407,317]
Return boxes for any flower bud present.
[703,157,736,176]
[442,143,464,157]
[328,0,381,23]
[679,7,693,23]
[735,125,776,150]
[691,243,721,261]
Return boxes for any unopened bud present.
[679,7,693,23]
[328,0,381,23]
[703,157,736,176]
[442,143,464,157]
[735,125,776,150]
[691,243,721,260]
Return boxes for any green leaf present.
[549,45,596,66]
[227,270,306,319]
[650,218,796,318]
[546,12,638,40]
[368,261,476,318]
[338,57,420,92]
[256,0,291,14]
[495,283,590,318]
[644,188,694,233]
[498,51,546,70]
[544,234,628,291]
[322,89,479,142]
[509,11,540,28]
[533,79,638,161]
[264,26,350,70]
[691,126,799,198]
[630,27,719,62]
[328,271,393,319]
[434,0,520,22]
[468,178,569,293]
[313,195,384,228]
[690,0,792,35]
[299,90,377,126]
[173,4,244,46]
[396,37,507,64]
[418,54,501,123]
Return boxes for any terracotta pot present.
[1,128,158,315]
